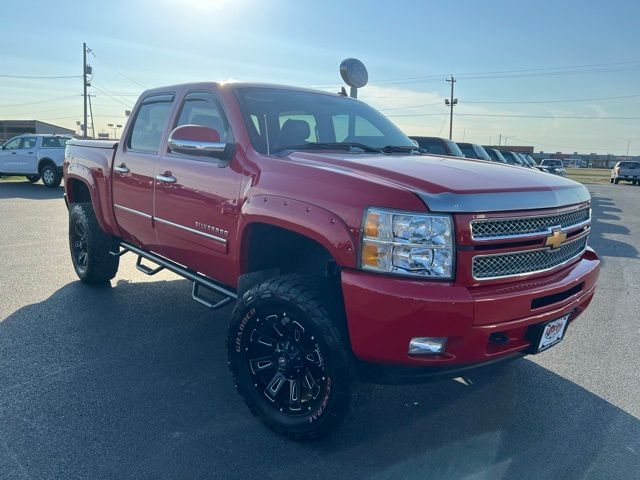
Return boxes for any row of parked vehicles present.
[409,136,567,177]
[0,132,567,189]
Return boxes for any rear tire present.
[68,203,119,284]
[40,163,61,188]
[26,175,40,184]
[227,274,356,440]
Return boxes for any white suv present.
[0,134,72,187]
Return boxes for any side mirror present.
[168,125,231,163]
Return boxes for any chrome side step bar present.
[111,241,237,310]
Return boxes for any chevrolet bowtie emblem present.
[545,229,567,249]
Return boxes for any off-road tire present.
[68,203,119,284]
[26,175,40,184]
[227,274,356,440]
[40,162,61,188]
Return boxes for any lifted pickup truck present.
[64,82,600,439]
[1,134,72,187]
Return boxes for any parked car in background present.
[516,153,536,169]
[483,147,508,163]
[610,161,640,185]
[409,136,464,157]
[0,134,72,187]
[456,142,492,161]
[500,150,527,167]
[540,159,567,177]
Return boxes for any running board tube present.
[112,241,237,309]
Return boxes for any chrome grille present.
[472,235,588,280]
[471,207,590,240]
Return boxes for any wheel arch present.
[37,157,56,173]
[238,195,358,278]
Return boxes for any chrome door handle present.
[114,164,129,174]
[156,173,176,183]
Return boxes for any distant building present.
[0,120,75,142]
[486,145,535,154]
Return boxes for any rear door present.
[112,93,176,250]
[154,90,242,286]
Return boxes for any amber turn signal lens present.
[362,242,380,267]
[364,212,379,238]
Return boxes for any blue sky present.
[2,0,640,154]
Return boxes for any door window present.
[3,138,21,150]
[21,137,37,149]
[127,94,174,153]
[174,92,232,143]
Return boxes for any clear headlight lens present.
[361,208,454,278]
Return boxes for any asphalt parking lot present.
[1,180,639,480]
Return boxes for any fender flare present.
[239,194,358,269]
[65,163,119,235]
[37,157,56,172]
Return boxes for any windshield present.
[444,140,464,157]
[486,148,507,163]
[236,88,414,154]
[542,159,562,166]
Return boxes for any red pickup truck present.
[64,82,600,439]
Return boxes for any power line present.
[379,102,442,111]
[310,60,640,88]
[91,82,134,107]
[2,94,79,108]
[463,93,640,104]
[0,73,80,79]
[388,112,640,120]
[87,48,148,89]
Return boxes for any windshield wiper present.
[273,142,383,154]
[380,145,422,153]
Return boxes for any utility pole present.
[83,42,88,139]
[621,136,640,159]
[498,133,502,146]
[445,76,457,140]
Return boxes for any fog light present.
[408,337,447,355]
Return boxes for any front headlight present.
[361,208,454,279]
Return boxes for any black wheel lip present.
[71,218,89,271]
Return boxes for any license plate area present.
[527,313,571,353]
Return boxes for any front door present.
[112,93,175,250]
[154,90,242,286]
[0,136,33,173]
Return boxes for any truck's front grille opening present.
[531,283,584,309]
[472,235,587,280]
[471,207,590,240]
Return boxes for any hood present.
[286,152,590,213]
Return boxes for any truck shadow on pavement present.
[0,180,64,200]
[1,279,638,480]
[587,192,637,259]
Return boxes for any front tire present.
[26,175,40,184]
[40,163,61,188]
[68,203,119,284]
[227,275,355,440]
